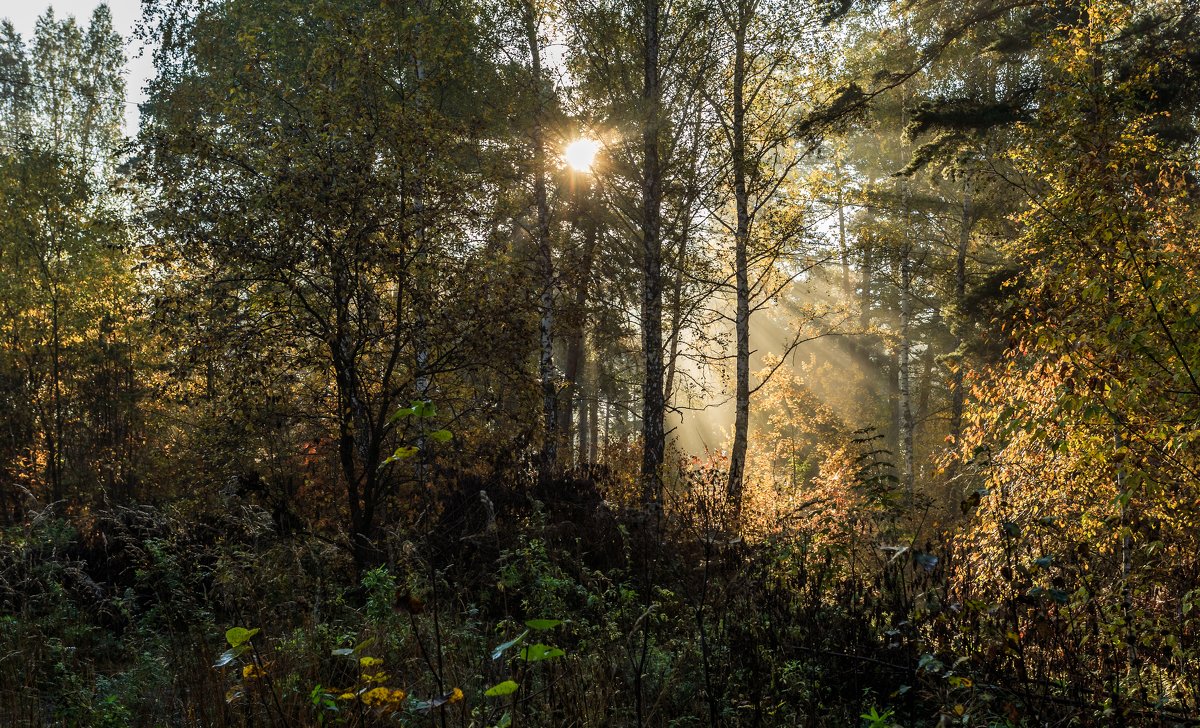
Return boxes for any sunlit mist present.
[667,271,882,459]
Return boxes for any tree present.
[511,0,562,481]
[948,0,1200,706]
[565,0,715,507]
[0,8,131,511]
[703,0,828,513]
[637,0,668,506]
[140,0,504,569]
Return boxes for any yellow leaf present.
[242,663,268,680]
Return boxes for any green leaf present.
[917,653,944,673]
[428,429,453,443]
[225,627,259,648]
[491,630,528,660]
[412,400,437,418]
[524,619,561,631]
[381,445,419,466]
[485,680,519,697]
[388,406,417,422]
[518,643,565,662]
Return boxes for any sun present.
[563,137,600,172]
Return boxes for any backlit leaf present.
[485,680,518,697]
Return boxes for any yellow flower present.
[361,687,392,707]
[447,687,464,704]
[390,688,407,703]
[337,692,356,701]
[361,671,390,684]
[359,656,384,669]
[242,663,267,680]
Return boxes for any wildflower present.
[338,692,356,701]
[361,671,390,683]
[361,687,392,707]
[359,656,384,669]
[390,688,407,703]
[447,687,464,704]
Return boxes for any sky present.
[3,0,152,132]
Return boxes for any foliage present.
[4,0,1200,725]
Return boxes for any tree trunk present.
[49,290,63,503]
[835,155,851,295]
[639,0,665,508]
[918,306,939,429]
[727,17,751,516]
[602,394,611,463]
[589,370,600,464]
[664,104,702,408]
[662,209,688,408]
[860,217,872,333]
[949,182,972,446]
[559,182,599,467]
[413,56,431,407]
[332,274,377,573]
[524,0,557,483]
[898,198,915,503]
[577,367,589,467]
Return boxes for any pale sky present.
[3,0,152,132]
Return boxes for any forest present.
[2,0,1199,724]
